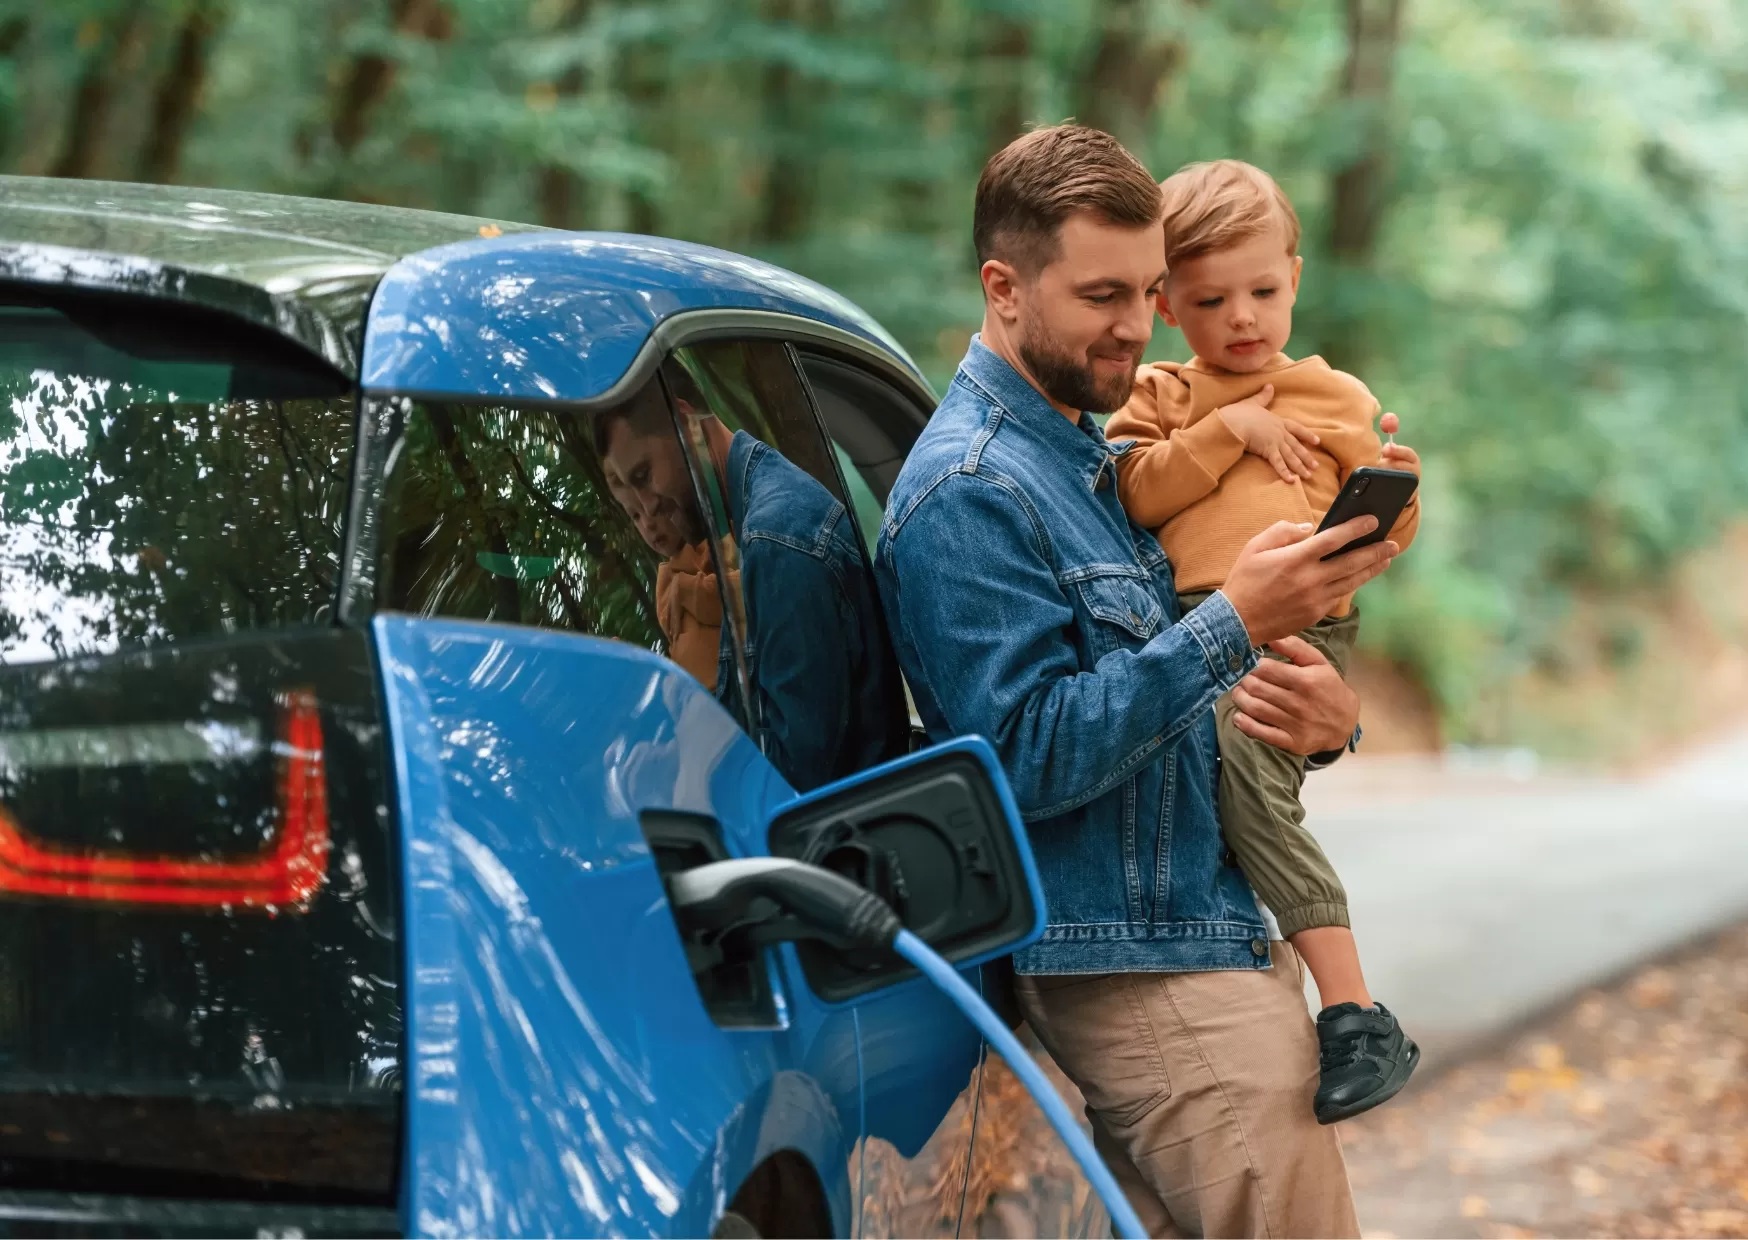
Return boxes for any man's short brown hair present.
[974,124,1163,276]
[1158,159,1301,271]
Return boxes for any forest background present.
[4,0,1747,758]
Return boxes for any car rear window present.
[0,289,355,663]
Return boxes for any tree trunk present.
[1324,0,1406,373]
[753,0,812,248]
[137,0,227,184]
[535,0,592,229]
[980,14,1030,159]
[331,0,450,155]
[50,0,153,180]
[0,17,31,166]
[1074,0,1184,150]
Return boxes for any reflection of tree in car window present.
[378,400,661,649]
[0,300,354,661]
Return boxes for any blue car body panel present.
[359,232,924,403]
[374,616,1027,1236]
[374,615,850,1237]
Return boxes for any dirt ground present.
[1342,921,1748,1239]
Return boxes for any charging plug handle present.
[666,857,902,952]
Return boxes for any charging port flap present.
[764,740,1041,1003]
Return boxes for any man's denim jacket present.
[875,338,1272,974]
[715,430,903,793]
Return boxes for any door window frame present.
[341,310,936,627]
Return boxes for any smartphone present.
[1315,466,1418,560]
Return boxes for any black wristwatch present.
[1306,723,1363,770]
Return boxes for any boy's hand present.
[1379,412,1420,476]
[1218,384,1322,483]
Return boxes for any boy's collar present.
[1183,351,1296,376]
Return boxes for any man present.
[874,125,1394,1237]
[593,363,902,790]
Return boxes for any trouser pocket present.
[1013,972,1172,1127]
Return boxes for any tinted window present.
[662,340,909,790]
[0,628,400,1201]
[0,293,355,663]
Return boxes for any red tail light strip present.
[0,689,331,909]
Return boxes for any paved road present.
[1302,729,1748,1063]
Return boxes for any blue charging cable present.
[666,858,1148,1240]
[893,930,1147,1240]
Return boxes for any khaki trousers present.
[1013,943,1358,1239]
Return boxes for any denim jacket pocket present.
[1074,571,1163,655]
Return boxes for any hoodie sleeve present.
[1106,364,1248,529]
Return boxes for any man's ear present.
[1155,289,1182,329]
[980,258,1025,324]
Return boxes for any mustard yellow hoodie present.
[1106,352,1419,617]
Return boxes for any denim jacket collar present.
[956,335,1131,494]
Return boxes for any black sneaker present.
[1314,1001,1420,1125]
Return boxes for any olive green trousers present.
[1179,591,1358,939]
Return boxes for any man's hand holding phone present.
[1222,518,1397,647]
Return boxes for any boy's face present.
[1158,226,1303,374]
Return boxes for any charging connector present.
[667,857,901,953]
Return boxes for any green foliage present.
[3,0,1747,741]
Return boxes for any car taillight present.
[0,687,331,909]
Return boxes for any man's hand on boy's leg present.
[1231,635,1360,755]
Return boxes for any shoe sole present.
[1315,1039,1421,1126]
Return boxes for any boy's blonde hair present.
[1158,159,1300,271]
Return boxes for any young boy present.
[1106,159,1423,1124]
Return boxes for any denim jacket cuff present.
[1180,589,1258,693]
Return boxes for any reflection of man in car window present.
[595,391,733,690]
[593,368,900,791]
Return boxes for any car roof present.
[0,177,540,375]
[360,231,920,403]
[0,178,924,395]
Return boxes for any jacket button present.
[1227,652,1242,672]
[1129,611,1143,627]
[1250,938,1268,958]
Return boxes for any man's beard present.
[1018,312,1140,414]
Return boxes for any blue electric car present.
[0,178,1073,1238]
